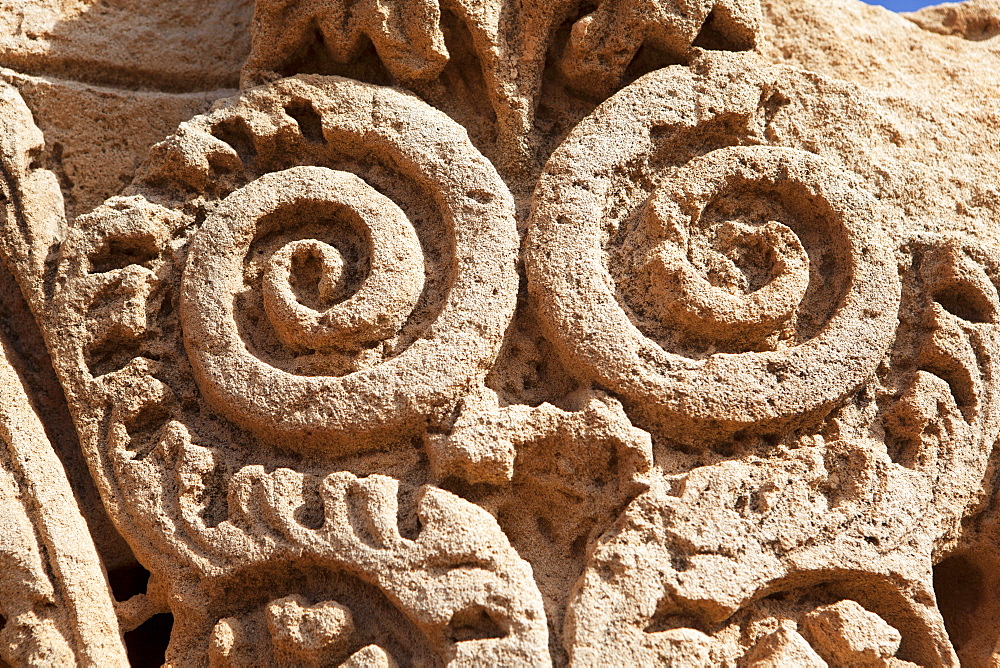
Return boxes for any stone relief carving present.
[0,81,128,666]
[525,63,901,444]
[241,0,761,172]
[0,0,998,665]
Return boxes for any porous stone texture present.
[744,627,828,667]
[801,599,902,665]
[0,0,998,666]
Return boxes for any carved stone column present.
[0,0,999,665]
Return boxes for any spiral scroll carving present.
[52,75,520,455]
[182,165,432,448]
[526,67,901,445]
[253,170,425,353]
[6,2,1000,662]
[37,73,530,663]
[639,211,810,343]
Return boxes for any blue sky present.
[861,0,941,10]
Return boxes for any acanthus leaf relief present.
[0,0,998,665]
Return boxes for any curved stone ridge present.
[254,170,425,353]
[0,81,128,668]
[0,335,129,667]
[640,205,810,342]
[527,88,901,443]
[189,469,552,666]
[2,1,1000,665]
[182,165,429,451]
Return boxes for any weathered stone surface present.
[0,0,251,90]
[745,627,828,668]
[801,600,902,665]
[0,0,998,665]
[0,67,230,221]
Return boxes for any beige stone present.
[801,600,902,665]
[745,627,828,668]
[0,0,251,90]
[0,0,998,665]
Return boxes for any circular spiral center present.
[640,199,811,343]
[241,169,426,354]
[265,239,348,310]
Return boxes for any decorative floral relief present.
[197,469,551,666]
[33,74,546,664]
[523,53,1000,665]
[558,229,1000,662]
[0,0,998,663]
[242,0,761,172]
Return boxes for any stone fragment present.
[904,0,1000,40]
[801,600,902,666]
[266,595,356,665]
[745,627,828,668]
[340,645,399,668]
